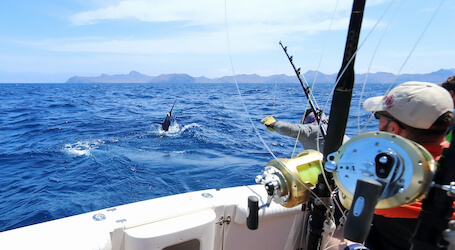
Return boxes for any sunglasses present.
[374,112,406,129]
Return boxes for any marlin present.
[152,100,177,131]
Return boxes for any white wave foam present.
[152,122,200,136]
[63,139,104,156]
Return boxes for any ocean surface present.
[0,82,385,232]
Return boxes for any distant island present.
[66,69,455,84]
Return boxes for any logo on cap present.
[383,94,394,109]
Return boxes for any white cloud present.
[47,35,228,55]
[63,0,362,56]
[8,0,451,79]
[70,0,224,26]
[70,0,355,27]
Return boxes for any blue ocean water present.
[0,82,385,232]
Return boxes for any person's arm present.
[274,121,315,139]
[261,116,315,138]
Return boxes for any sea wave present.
[0,82,384,232]
[63,139,105,156]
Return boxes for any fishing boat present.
[1,0,454,250]
[0,134,450,250]
[0,184,307,249]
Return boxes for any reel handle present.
[247,196,259,230]
[343,178,383,243]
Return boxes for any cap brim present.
[363,96,385,112]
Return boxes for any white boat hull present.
[0,184,306,250]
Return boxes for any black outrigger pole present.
[306,0,366,249]
[279,41,326,138]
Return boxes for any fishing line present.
[223,6,327,205]
[281,8,375,241]
[318,1,447,246]
[389,0,446,84]
[291,0,341,160]
[315,0,397,228]
[310,0,340,88]
[223,0,278,160]
[391,0,446,81]
[319,0,406,126]
[360,0,446,133]
[357,0,399,134]
[272,49,282,113]
[327,0,442,134]
[223,0,334,212]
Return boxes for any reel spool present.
[325,131,435,209]
[256,149,323,208]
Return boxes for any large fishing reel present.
[325,131,435,210]
[325,131,435,242]
[248,131,436,235]
[255,150,323,208]
[247,149,323,230]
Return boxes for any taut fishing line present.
[310,0,340,88]
[357,0,399,134]
[272,49,282,113]
[290,0,341,160]
[224,0,448,248]
[223,0,335,209]
[318,0,392,201]
[389,0,446,84]
[223,0,277,160]
[318,1,447,248]
[359,0,446,135]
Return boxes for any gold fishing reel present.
[325,131,435,209]
[255,149,323,208]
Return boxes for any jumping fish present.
[151,100,177,131]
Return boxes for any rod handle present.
[247,196,259,230]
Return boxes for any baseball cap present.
[363,81,454,129]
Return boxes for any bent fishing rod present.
[306,0,366,249]
[279,41,327,138]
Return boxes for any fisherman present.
[441,76,455,142]
[441,76,455,106]
[261,109,349,151]
[329,81,455,250]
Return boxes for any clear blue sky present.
[0,0,453,83]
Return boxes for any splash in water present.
[63,139,104,156]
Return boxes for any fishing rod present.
[306,0,366,249]
[279,41,327,138]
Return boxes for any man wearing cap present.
[328,81,454,250]
[261,109,349,151]
[363,81,454,154]
[441,76,455,142]
[441,76,455,106]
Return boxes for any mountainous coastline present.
[66,69,455,84]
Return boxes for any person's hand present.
[261,116,276,132]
